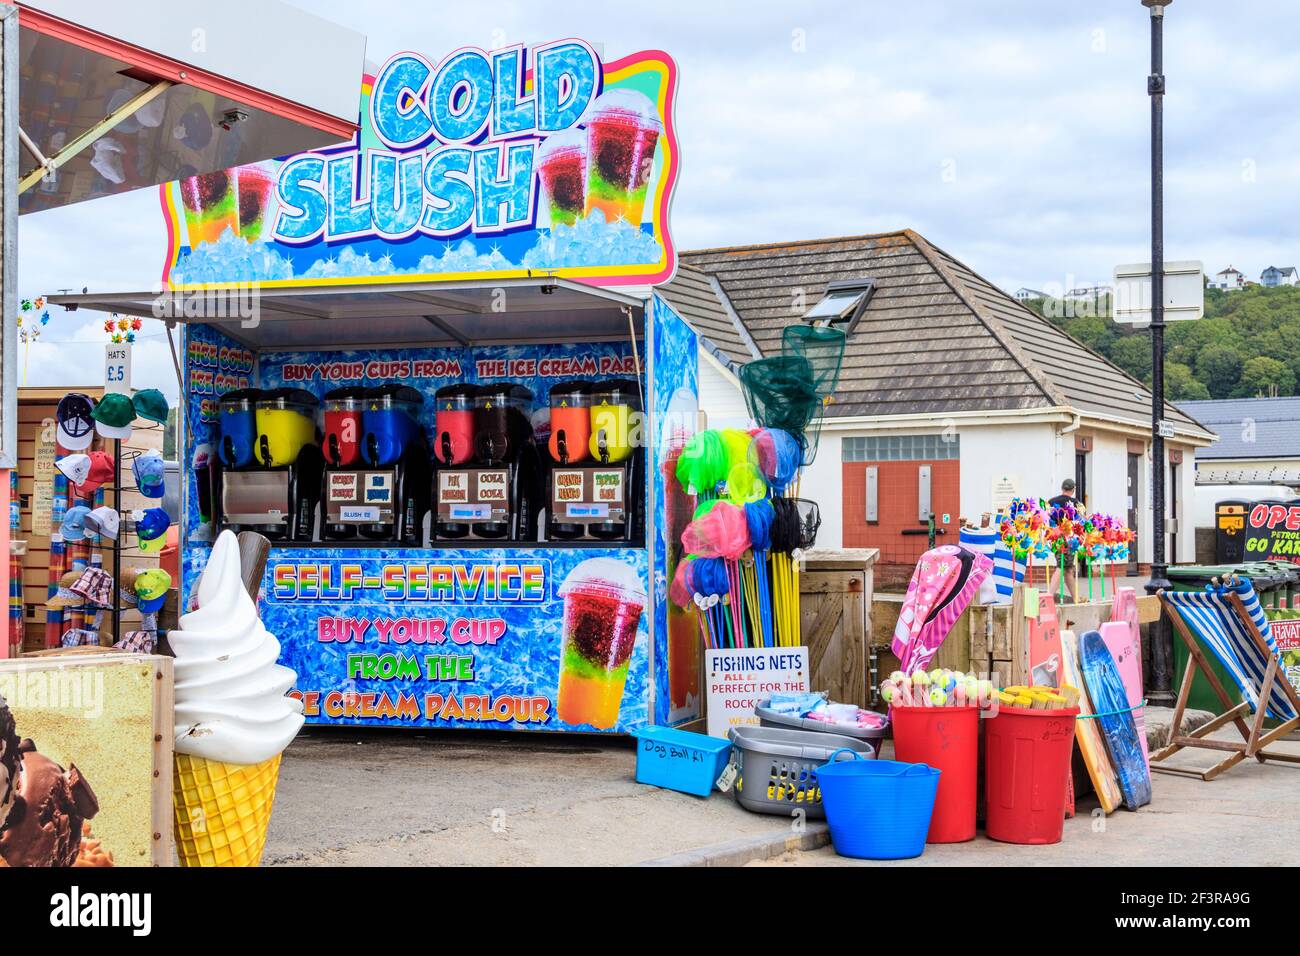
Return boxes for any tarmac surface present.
[263,714,1300,867]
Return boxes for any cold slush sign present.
[161,40,679,289]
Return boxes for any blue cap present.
[134,507,171,541]
[132,451,165,499]
[138,594,167,613]
[60,505,92,541]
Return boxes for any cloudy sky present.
[17,0,1300,400]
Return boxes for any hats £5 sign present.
[104,343,131,396]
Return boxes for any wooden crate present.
[798,549,877,707]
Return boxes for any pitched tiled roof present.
[678,229,1212,437]
[1176,397,1300,460]
[657,263,759,369]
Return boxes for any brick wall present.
[842,459,961,574]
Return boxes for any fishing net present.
[725,462,767,505]
[770,498,801,554]
[719,428,754,473]
[748,428,801,495]
[739,356,820,434]
[689,557,730,598]
[669,555,697,607]
[744,499,774,553]
[782,324,846,400]
[675,429,729,497]
[681,501,750,560]
[770,498,821,553]
[790,498,822,550]
[739,355,827,466]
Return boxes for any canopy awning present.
[48,277,648,351]
[11,0,365,213]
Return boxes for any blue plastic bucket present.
[816,752,941,860]
[631,726,732,797]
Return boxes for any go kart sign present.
[160,40,679,289]
[1244,502,1300,563]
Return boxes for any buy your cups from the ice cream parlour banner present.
[161,40,679,288]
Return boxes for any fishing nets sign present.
[705,647,809,739]
[158,40,680,290]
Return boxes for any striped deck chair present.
[1156,576,1300,781]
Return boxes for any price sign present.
[104,343,132,395]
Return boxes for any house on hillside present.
[1014,287,1048,302]
[1212,266,1246,291]
[1260,266,1299,288]
[674,230,1216,580]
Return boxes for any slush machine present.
[321,385,430,543]
[432,383,541,541]
[544,379,643,542]
[218,388,324,541]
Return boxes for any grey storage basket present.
[726,725,875,818]
[755,699,889,752]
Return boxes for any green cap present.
[90,392,135,439]
[133,567,171,600]
[132,388,169,425]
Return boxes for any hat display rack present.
[48,389,171,651]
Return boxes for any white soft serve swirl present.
[172,530,304,764]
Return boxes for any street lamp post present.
[1143,0,1174,705]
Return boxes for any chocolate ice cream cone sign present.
[0,691,103,867]
[171,530,304,867]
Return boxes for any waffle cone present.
[173,752,282,867]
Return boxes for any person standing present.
[1048,479,1086,603]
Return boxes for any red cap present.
[75,450,115,497]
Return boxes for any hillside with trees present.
[1023,284,1300,401]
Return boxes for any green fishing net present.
[782,324,846,400]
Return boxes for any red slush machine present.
[432,383,541,541]
[320,385,430,543]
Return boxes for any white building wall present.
[696,348,750,430]
[1081,431,1132,527]
[798,418,1204,565]
[959,422,1059,519]
[801,433,844,548]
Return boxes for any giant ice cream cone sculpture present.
[171,530,303,866]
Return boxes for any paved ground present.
[756,731,1300,867]
[264,714,1299,867]
[264,728,793,866]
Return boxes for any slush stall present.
[59,39,704,733]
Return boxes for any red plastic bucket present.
[984,706,1079,845]
[890,706,978,843]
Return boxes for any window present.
[802,278,875,334]
[843,434,959,462]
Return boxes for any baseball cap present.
[134,507,171,554]
[84,506,120,540]
[134,568,171,613]
[132,389,169,425]
[71,450,115,497]
[132,450,165,498]
[55,453,91,486]
[91,392,135,440]
[60,505,92,542]
[1061,478,1077,491]
[56,393,96,451]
